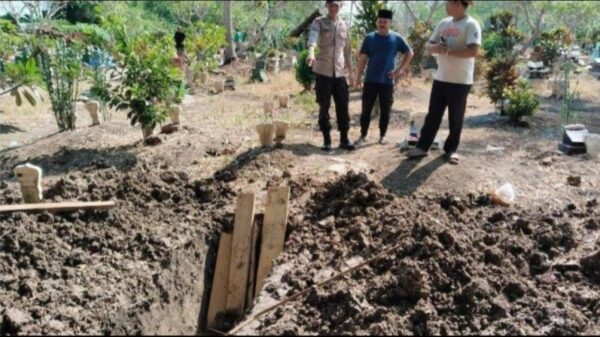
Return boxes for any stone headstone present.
[85,101,100,126]
[14,163,43,203]
[213,80,225,94]
[225,76,236,90]
[266,57,280,74]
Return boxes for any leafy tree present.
[407,21,432,75]
[355,0,388,34]
[61,0,100,24]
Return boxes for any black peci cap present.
[378,9,393,20]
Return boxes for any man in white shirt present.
[407,0,481,165]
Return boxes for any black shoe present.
[321,144,332,152]
[339,142,356,151]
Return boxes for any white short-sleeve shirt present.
[430,16,482,85]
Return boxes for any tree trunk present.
[224,0,237,63]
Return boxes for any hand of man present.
[354,78,363,90]
[388,68,408,80]
[430,44,448,55]
[307,54,316,67]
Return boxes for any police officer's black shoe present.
[321,144,333,152]
[339,142,356,151]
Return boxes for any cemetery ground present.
[1,66,600,335]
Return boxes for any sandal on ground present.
[446,152,460,165]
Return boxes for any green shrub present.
[295,50,315,92]
[109,33,183,135]
[504,79,539,123]
[186,22,226,75]
[55,22,112,48]
[535,27,574,68]
[36,38,84,131]
[484,57,519,104]
[0,19,17,34]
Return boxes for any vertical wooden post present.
[226,193,256,316]
[254,186,290,296]
[207,233,233,329]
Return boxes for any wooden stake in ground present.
[13,164,43,204]
[207,233,233,329]
[254,186,290,296]
[0,201,116,214]
[226,193,256,317]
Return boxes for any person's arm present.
[447,44,479,58]
[397,50,414,74]
[307,19,321,66]
[355,53,368,89]
[389,38,414,79]
[426,22,447,55]
[345,26,354,86]
[354,37,370,88]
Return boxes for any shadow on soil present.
[0,123,25,134]
[381,154,447,196]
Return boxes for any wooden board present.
[207,233,233,329]
[226,192,256,316]
[245,215,262,311]
[0,201,116,214]
[255,186,290,296]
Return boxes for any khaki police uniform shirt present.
[308,16,352,78]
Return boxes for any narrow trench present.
[195,229,220,336]
[196,214,265,336]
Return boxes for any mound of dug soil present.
[239,172,600,335]
[0,165,234,335]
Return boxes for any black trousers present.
[315,74,350,140]
[360,82,394,138]
[417,80,471,154]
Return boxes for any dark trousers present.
[315,74,350,143]
[360,82,394,138]
[417,80,471,154]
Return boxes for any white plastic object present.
[492,183,516,206]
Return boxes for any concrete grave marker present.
[14,164,43,203]
[278,95,289,109]
[213,80,225,94]
[169,104,182,124]
[85,101,101,126]
[263,101,275,116]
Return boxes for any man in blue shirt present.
[354,9,414,146]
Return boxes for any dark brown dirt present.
[0,164,235,335]
[239,172,600,336]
